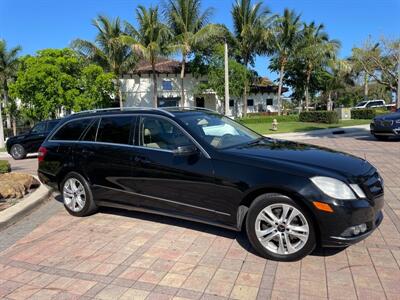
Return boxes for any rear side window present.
[51,118,92,141]
[96,116,133,145]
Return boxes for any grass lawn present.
[246,119,371,135]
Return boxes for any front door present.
[131,115,230,223]
[24,122,47,152]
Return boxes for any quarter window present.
[51,119,92,141]
[96,116,133,145]
[140,117,192,150]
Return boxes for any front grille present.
[362,171,384,199]
[379,120,393,127]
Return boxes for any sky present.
[1,0,399,81]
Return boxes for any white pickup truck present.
[354,99,395,110]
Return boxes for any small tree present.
[72,15,137,108]
[0,40,21,144]
[124,5,171,108]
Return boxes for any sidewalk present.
[265,124,370,140]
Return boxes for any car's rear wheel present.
[61,172,97,217]
[374,134,389,141]
[246,193,316,261]
[10,144,26,160]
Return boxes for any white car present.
[354,100,394,110]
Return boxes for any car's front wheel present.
[246,193,316,261]
[10,144,26,160]
[61,172,97,217]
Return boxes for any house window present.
[229,100,234,107]
[266,98,273,106]
[157,97,180,107]
[247,99,254,107]
[162,80,173,91]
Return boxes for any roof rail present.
[160,106,218,113]
[70,107,174,117]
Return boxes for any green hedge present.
[299,111,339,124]
[351,108,389,119]
[0,160,11,174]
[239,114,299,124]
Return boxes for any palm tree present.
[268,9,301,115]
[164,0,222,106]
[297,22,340,111]
[124,5,171,108]
[71,15,137,108]
[0,39,21,146]
[232,0,270,117]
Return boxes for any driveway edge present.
[0,179,52,230]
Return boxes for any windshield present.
[177,113,261,149]
[355,101,367,107]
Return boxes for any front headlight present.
[311,176,361,200]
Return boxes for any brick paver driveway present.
[0,134,399,300]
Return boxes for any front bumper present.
[370,122,400,136]
[316,195,384,247]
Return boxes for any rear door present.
[76,115,141,206]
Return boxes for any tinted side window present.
[31,122,46,134]
[51,119,92,141]
[82,118,99,142]
[140,116,192,150]
[96,116,133,145]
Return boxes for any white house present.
[120,58,286,116]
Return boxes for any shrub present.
[239,114,299,124]
[351,108,389,119]
[299,111,339,124]
[0,160,11,174]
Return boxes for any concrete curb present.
[264,124,370,140]
[0,177,52,230]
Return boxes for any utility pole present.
[224,41,230,116]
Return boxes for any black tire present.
[10,144,26,160]
[61,172,97,217]
[374,134,389,141]
[246,193,316,261]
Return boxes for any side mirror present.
[173,145,198,156]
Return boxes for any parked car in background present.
[370,108,400,140]
[6,119,60,160]
[353,99,395,110]
[38,107,383,261]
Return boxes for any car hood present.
[374,112,400,121]
[223,138,374,179]
[6,134,28,142]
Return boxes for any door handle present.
[134,156,151,164]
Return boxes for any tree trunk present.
[327,91,333,111]
[0,97,5,149]
[2,80,11,129]
[364,73,369,101]
[242,60,248,118]
[12,117,16,136]
[305,69,311,112]
[397,61,400,109]
[180,55,186,107]
[152,60,158,108]
[277,62,285,116]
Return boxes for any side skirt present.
[96,200,240,232]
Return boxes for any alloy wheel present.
[63,178,86,212]
[11,145,24,159]
[255,203,309,255]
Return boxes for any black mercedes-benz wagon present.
[38,107,384,261]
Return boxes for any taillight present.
[38,146,47,163]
